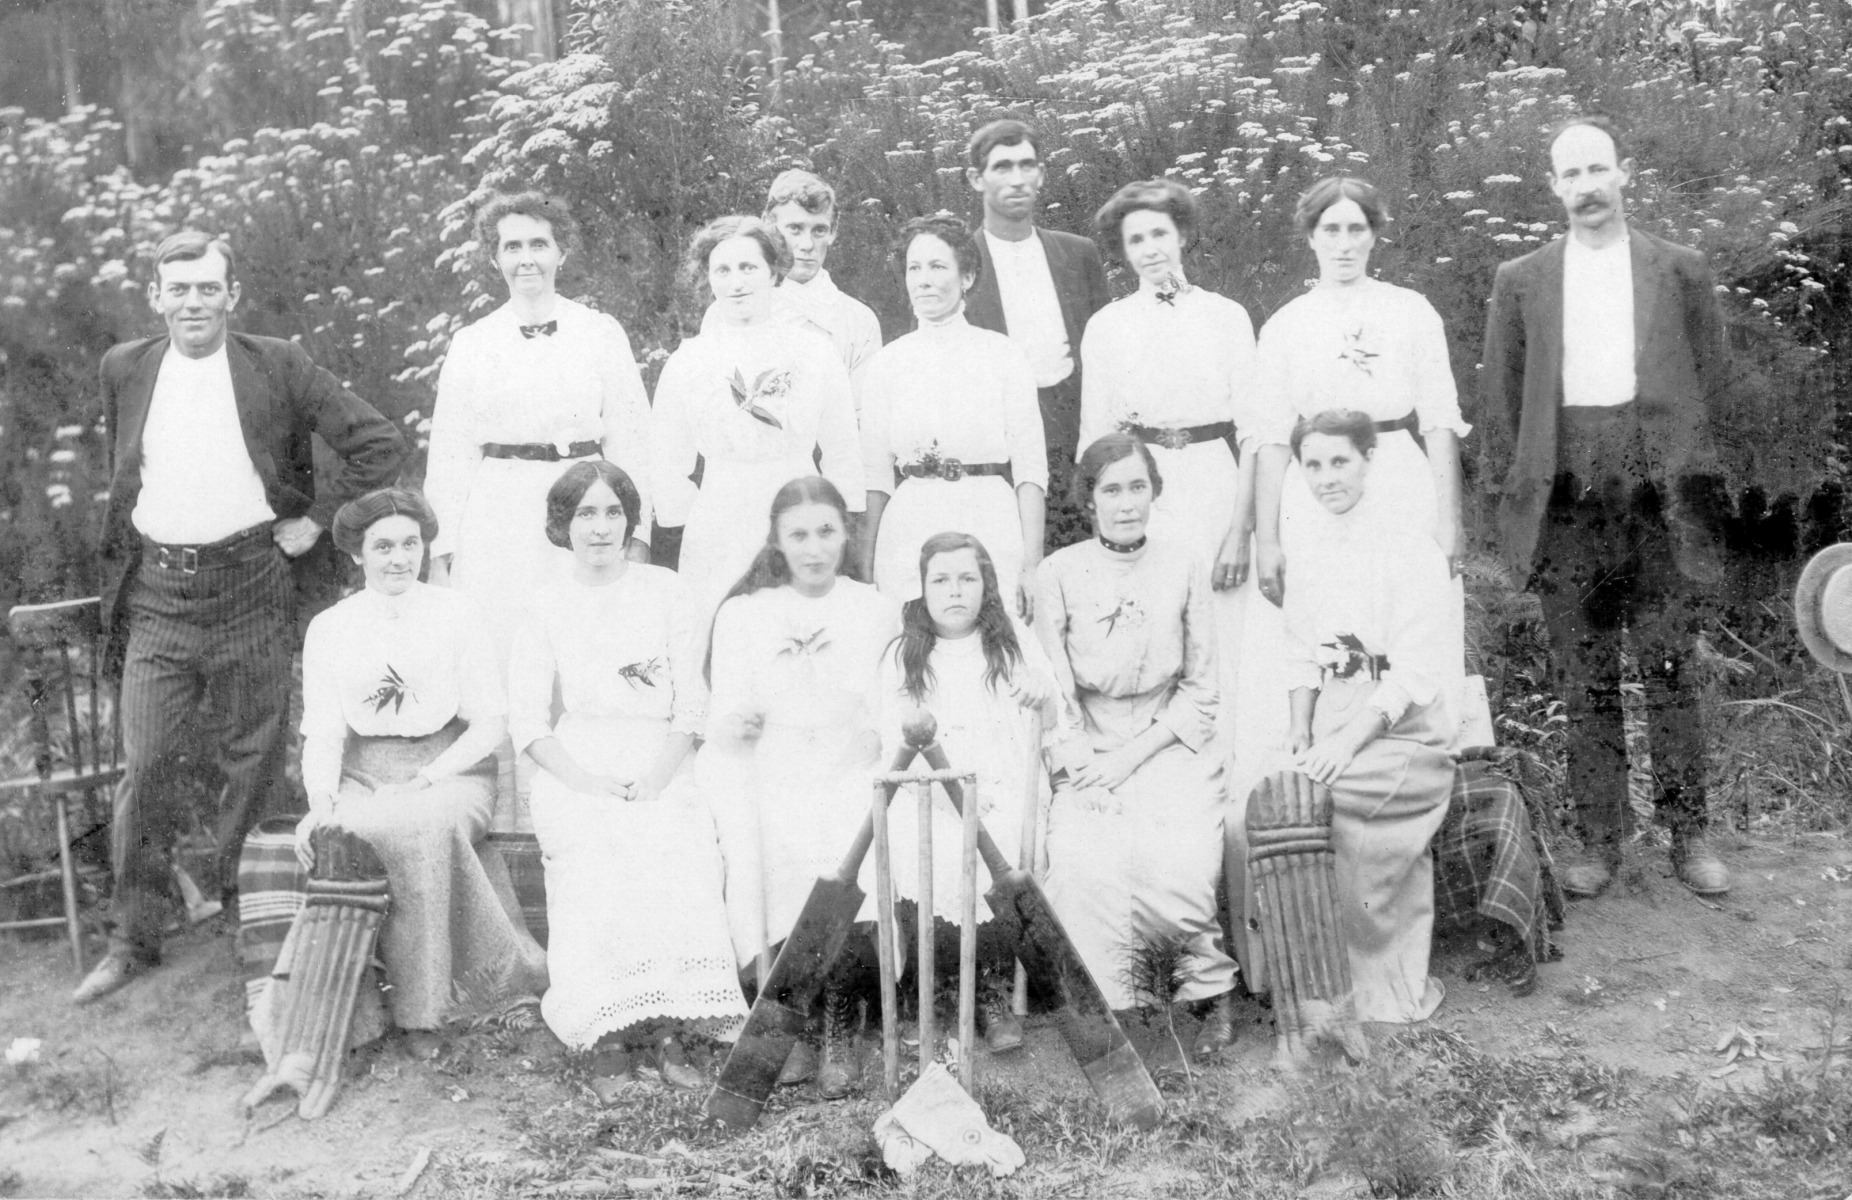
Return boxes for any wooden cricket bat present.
[915,741,1164,1130]
[704,716,935,1130]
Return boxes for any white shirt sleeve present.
[424,324,484,560]
[1001,337,1049,493]
[811,346,866,513]
[647,348,702,529]
[1407,295,1471,437]
[595,313,655,543]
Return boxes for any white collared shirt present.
[1561,234,1637,408]
[983,229,1073,389]
[132,342,276,544]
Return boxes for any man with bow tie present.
[77,231,405,1003]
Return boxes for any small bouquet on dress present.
[1153,272,1194,306]
[730,366,794,429]
[1317,632,1390,681]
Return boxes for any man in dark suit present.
[75,231,405,1003]
[1480,116,1733,899]
[963,118,1111,547]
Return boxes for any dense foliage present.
[1,0,1848,616]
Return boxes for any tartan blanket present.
[1432,755,1566,962]
[235,817,307,1010]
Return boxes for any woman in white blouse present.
[511,462,746,1097]
[697,476,898,1098]
[1237,177,1470,824]
[295,488,547,1034]
[424,191,653,659]
[649,215,864,621]
[1079,178,1258,745]
[859,214,1046,615]
[1262,410,1455,1023]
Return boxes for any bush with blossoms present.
[2,0,1850,625]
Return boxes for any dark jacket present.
[965,226,1111,463]
[1478,226,1731,578]
[98,331,407,661]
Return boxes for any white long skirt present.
[1143,437,1249,749]
[679,454,820,620]
[700,721,875,968]
[529,713,747,1048]
[1044,737,1236,1011]
[872,475,1024,603]
[448,455,583,663]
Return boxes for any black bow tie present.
[519,321,558,339]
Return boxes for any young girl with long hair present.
[868,531,1063,1053]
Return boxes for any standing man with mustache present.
[963,118,1112,550]
[1480,115,1734,899]
[78,231,405,1003]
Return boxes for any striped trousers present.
[112,527,295,961]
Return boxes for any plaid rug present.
[236,816,307,1011]
[1432,753,1566,962]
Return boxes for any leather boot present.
[979,977,1024,1054]
[817,986,861,1100]
[1192,991,1237,1060]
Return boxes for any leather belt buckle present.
[940,457,965,482]
[1154,427,1192,451]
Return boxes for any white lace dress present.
[509,566,747,1047]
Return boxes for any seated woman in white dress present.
[649,216,864,621]
[1034,433,1238,1059]
[868,531,1064,1053]
[860,214,1047,615]
[1273,409,1455,1024]
[1080,179,1258,748]
[510,462,747,1098]
[295,488,548,1037]
[698,476,899,1099]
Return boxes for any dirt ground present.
[3,827,1850,1199]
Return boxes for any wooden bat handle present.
[916,741,1013,879]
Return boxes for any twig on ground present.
[1820,984,1844,1080]
[395,1145,430,1195]
[1718,623,1784,674]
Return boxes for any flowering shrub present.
[0,0,516,610]
[2,0,1849,625]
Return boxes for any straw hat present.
[1793,543,1852,673]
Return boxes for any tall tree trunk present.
[345,0,370,86]
[498,0,557,62]
[55,6,84,111]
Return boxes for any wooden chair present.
[1,597,120,973]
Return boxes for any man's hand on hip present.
[272,516,324,558]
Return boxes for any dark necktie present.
[519,321,557,339]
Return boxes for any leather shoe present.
[1192,993,1237,1060]
[654,1035,706,1092]
[1558,851,1615,900]
[1672,832,1731,896]
[775,1038,818,1087]
[72,952,153,1005]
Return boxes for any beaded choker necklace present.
[1099,533,1147,554]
